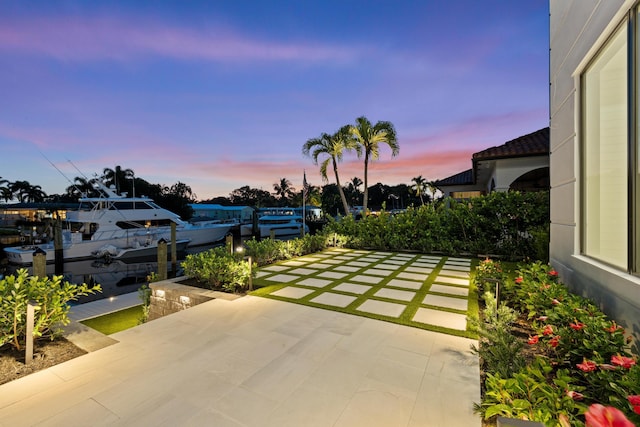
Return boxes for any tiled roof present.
[472,127,549,161]
[434,169,473,186]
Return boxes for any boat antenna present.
[67,159,92,182]
[37,149,76,189]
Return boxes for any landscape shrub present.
[325,191,549,261]
[476,260,639,426]
[244,230,335,266]
[0,269,101,351]
[181,245,255,293]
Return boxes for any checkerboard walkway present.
[255,248,474,334]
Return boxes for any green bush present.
[0,269,101,350]
[477,260,640,426]
[325,191,549,261]
[244,231,335,266]
[181,245,256,293]
[470,291,525,379]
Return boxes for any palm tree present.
[9,180,46,203]
[102,166,134,195]
[0,177,10,202]
[303,126,360,215]
[66,176,95,199]
[273,178,295,205]
[427,181,439,203]
[411,175,427,205]
[350,116,399,214]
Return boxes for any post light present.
[25,300,40,365]
[244,255,253,291]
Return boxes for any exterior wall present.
[550,0,640,345]
[492,156,549,192]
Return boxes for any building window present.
[581,20,628,269]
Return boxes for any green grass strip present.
[81,305,144,335]
[250,249,479,339]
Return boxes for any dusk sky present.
[0,0,549,201]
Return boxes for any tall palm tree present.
[350,116,399,214]
[303,126,360,215]
[427,181,439,204]
[273,178,295,205]
[0,177,10,202]
[102,166,134,195]
[9,180,46,203]
[66,176,95,199]
[411,175,427,205]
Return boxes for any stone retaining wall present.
[148,278,241,320]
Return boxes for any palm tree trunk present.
[333,159,350,215]
[362,152,370,213]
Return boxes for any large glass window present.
[582,21,628,269]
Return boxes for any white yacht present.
[241,208,309,239]
[4,179,233,265]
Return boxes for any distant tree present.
[66,176,96,199]
[427,181,439,203]
[229,186,276,207]
[201,196,232,205]
[9,180,47,203]
[345,177,363,207]
[273,178,296,206]
[349,116,399,214]
[0,177,11,202]
[320,184,343,217]
[303,126,359,215]
[102,166,134,195]
[411,175,427,205]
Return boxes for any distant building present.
[550,1,640,341]
[435,128,549,198]
[189,204,254,222]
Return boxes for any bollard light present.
[25,300,40,365]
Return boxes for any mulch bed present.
[0,338,87,386]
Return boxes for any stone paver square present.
[297,278,334,288]
[357,299,406,318]
[376,263,400,270]
[351,274,384,284]
[333,283,372,294]
[419,256,443,262]
[372,252,393,256]
[333,265,361,273]
[396,272,428,282]
[346,261,370,268]
[312,253,332,258]
[288,268,318,276]
[271,286,316,299]
[403,266,433,274]
[386,278,423,290]
[352,250,369,254]
[412,307,467,330]
[365,268,393,277]
[321,259,343,265]
[359,257,381,263]
[439,269,469,278]
[423,294,468,311]
[256,271,272,278]
[429,284,469,297]
[261,265,290,272]
[317,271,349,279]
[264,274,301,283]
[374,288,416,302]
[384,259,407,265]
[310,292,357,308]
[310,263,336,270]
[281,260,307,266]
[443,264,470,272]
[411,262,438,268]
[296,256,321,262]
[435,276,469,286]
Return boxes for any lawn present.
[81,305,144,335]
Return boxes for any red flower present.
[543,325,554,336]
[549,270,558,277]
[566,390,584,401]
[611,355,636,369]
[577,360,597,372]
[527,335,539,345]
[515,277,523,284]
[633,405,640,415]
[628,395,640,406]
[570,322,585,331]
[549,335,561,347]
[605,321,623,333]
[585,404,634,427]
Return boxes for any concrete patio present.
[0,292,480,426]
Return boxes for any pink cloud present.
[0,15,357,63]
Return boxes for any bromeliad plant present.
[476,261,639,426]
[0,269,101,351]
